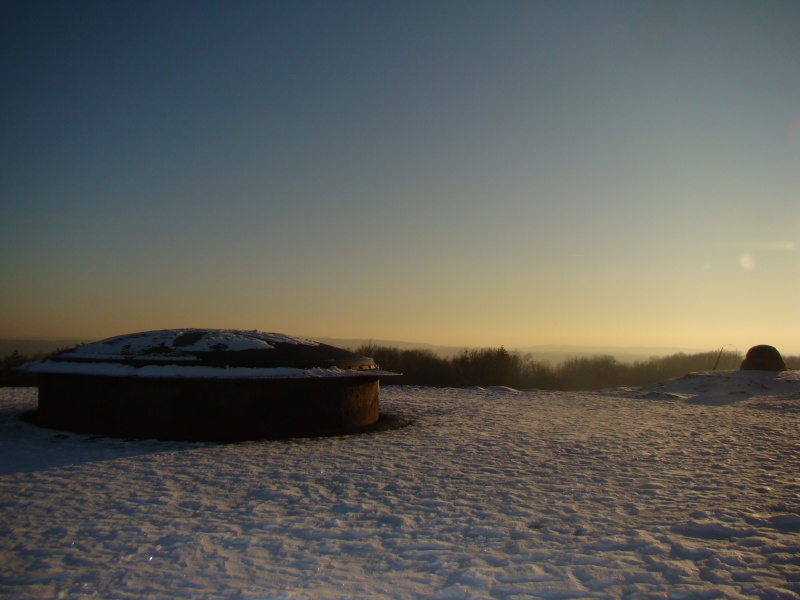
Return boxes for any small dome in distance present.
[739,345,787,371]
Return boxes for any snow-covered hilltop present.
[1,371,799,598]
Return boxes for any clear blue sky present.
[2,1,799,352]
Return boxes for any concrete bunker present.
[739,344,787,372]
[21,329,398,441]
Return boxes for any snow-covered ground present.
[1,371,799,599]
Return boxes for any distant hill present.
[1,335,707,365]
[314,338,465,358]
[316,338,704,364]
[514,344,706,365]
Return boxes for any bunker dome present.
[739,344,788,372]
[21,329,398,441]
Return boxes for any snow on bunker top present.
[21,329,396,379]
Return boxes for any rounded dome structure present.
[21,329,398,441]
[739,344,787,372]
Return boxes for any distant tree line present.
[355,344,800,391]
[0,348,69,386]
[1,346,798,390]
[1,350,39,386]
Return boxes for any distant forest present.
[353,344,800,391]
[2,346,798,391]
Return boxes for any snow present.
[1,370,799,599]
[19,329,392,379]
[18,361,394,379]
[67,329,320,359]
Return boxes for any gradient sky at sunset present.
[2,1,799,352]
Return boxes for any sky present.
[1,1,799,353]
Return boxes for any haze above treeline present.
[0,335,723,366]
